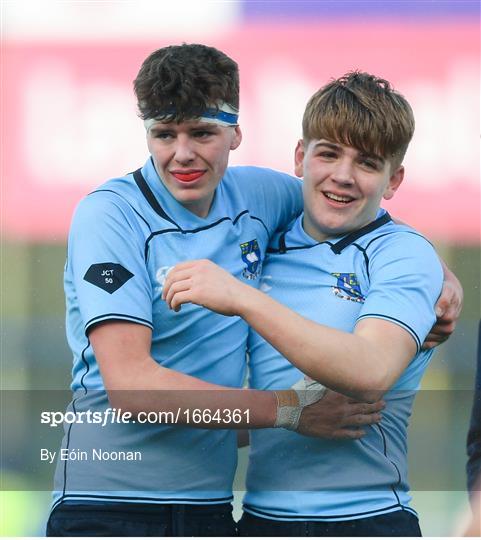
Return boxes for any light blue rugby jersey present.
[53,157,302,508]
[244,209,443,521]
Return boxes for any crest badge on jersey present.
[331,273,366,303]
[240,239,262,280]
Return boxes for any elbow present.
[352,388,386,403]
[101,355,157,413]
[103,371,148,414]
[105,388,140,414]
[342,369,390,403]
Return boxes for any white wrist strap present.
[274,377,326,431]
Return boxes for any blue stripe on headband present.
[202,108,239,125]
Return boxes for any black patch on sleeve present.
[83,263,134,294]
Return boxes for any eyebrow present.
[358,152,385,164]
[314,141,384,163]
[313,141,341,151]
[148,124,173,133]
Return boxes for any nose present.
[331,158,355,185]
[173,135,195,164]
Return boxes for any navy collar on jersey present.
[330,211,392,254]
[276,211,392,255]
[132,165,178,226]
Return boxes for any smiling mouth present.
[324,192,355,204]
[171,171,205,183]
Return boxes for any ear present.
[294,139,305,178]
[383,165,404,200]
[230,126,242,150]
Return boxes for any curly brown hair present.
[133,43,239,122]
[302,71,415,169]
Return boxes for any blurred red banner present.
[3,23,479,242]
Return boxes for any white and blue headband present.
[144,103,239,131]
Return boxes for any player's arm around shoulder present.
[160,234,444,402]
[88,320,279,429]
[231,166,303,232]
[88,319,353,438]
[161,259,416,401]
[352,231,445,393]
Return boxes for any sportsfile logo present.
[40,407,250,427]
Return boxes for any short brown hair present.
[302,71,415,168]
[133,43,239,122]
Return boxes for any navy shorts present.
[238,509,422,537]
[46,501,237,537]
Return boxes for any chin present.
[320,221,350,235]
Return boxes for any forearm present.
[102,353,277,429]
[239,287,388,399]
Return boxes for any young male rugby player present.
[163,71,455,536]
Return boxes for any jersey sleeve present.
[67,191,153,334]
[357,232,443,353]
[244,167,303,234]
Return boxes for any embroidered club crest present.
[240,239,261,280]
[331,272,366,303]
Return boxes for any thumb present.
[435,296,450,317]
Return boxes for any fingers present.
[431,321,456,336]
[168,260,203,273]
[347,412,382,426]
[435,279,463,320]
[435,305,458,327]
[434,296,450,319]
[422,337,447,350]
[163,268,194,300]
[164,278,193,310]
[163,268,196,299]
[422,321,456,349]
[330,429,366,440]
[345,400,385,414]
[162,260,211,309]
[423,304,458,349]
[162,259,211,298]
[169,291,193,312]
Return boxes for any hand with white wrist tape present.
[274,376,326,431]
[274,376,385,439]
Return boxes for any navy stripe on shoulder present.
[363,229,431,252]
[357,313,421,352]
